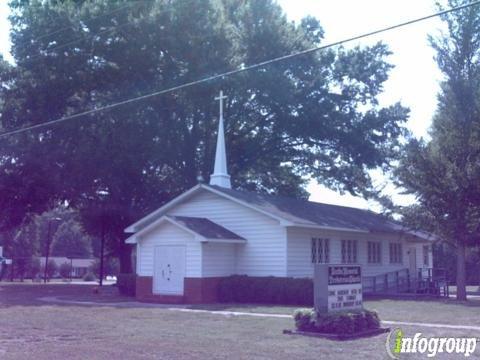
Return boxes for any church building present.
[125,91,435,303]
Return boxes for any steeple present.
[210,90,231,188]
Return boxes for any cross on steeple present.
[215,90,227,120]
[210,90,231,189]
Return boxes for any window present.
[368,241,381,264]
[423,245,429,266]
[341,240,357,264]
[389,243,402,263]
[311,238,330,263]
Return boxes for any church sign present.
[314,264,363,313]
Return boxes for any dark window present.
[389,243,402,263]
[311,238,330,264]
[341,240,358,264]
[368,241,381,264]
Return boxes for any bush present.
[217,275,313,305]
[28,258,41,279]
[117,273,136,296]
[293,308,380,334]
[83,272,96,281]
[59,262,72,279]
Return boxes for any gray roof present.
[167,215,245,240]
[209,185,428,237]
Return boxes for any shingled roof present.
[166,215,245,241]
[209,185,432,239]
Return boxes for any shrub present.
[59,262,72,279]
[217,275,313,305]
[293,308,316,331]
[117,273,136,296]
[83,272,96,281]
[293,308,380,334]
[28,258,41,279]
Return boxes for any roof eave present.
[202,238,247,244]
[284,223,370,233]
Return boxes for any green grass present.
[1,283,480,360]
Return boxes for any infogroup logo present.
[385,328,478,358]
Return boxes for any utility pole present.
[43,221,52,284]
[99,218,105,286]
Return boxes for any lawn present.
[0,283,479,360]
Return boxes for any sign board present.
[314,264,363,313]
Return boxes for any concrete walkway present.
[37,296,480,331]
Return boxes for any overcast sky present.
[0,1,447,209]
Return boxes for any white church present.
[125,91,435,303]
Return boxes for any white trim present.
[125,215,246,245]
[126,215,206,244]
[203,185,293,225]
[202,238,246,244]
[285,223,369,233]
[124,184,291,235]
[124,184,203,233]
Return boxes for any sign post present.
[314,264,363,313]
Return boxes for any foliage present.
[117,273,136,296]
[59,262,72,279]
[51,219,92,258]
[83,272,96,281]
[90,257,120,279]
[394,0,480,300]
[28,257,41,279]
[293,308,380,334]
[1,0,408,272]
[218,275,313,305]
[41,259,58,280]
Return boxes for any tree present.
[395,0,480,300]
[2,0,409,272]
[41,259,58,281]
[10,219,38,280]
[51,220,92,258]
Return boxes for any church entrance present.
[153,245,186,295]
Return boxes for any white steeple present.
[210,90,231,188]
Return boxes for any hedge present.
[117,273,136,296]
[293,308,380,334]
[217,275,313,305]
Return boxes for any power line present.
[1,0,479,139]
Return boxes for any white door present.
[153,245,186,295]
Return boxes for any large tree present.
[395,0,480,301]
[1,0,408,272]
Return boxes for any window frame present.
[311,238,330,264]
[389,242,402,264]
[368,241,382,264]
[341,239,358,264]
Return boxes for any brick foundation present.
[135,276,224,304]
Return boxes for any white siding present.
[137,222,201,277]
[202,243,236,277]
[171,191,287,276]
[286,227,430,278]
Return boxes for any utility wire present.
[1,0,479,139]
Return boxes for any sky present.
[277,0,445,209]
[0,1,447,210]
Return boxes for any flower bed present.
[289,308,388,340]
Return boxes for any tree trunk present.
[456,242,467,301]
[118,245,133,274]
